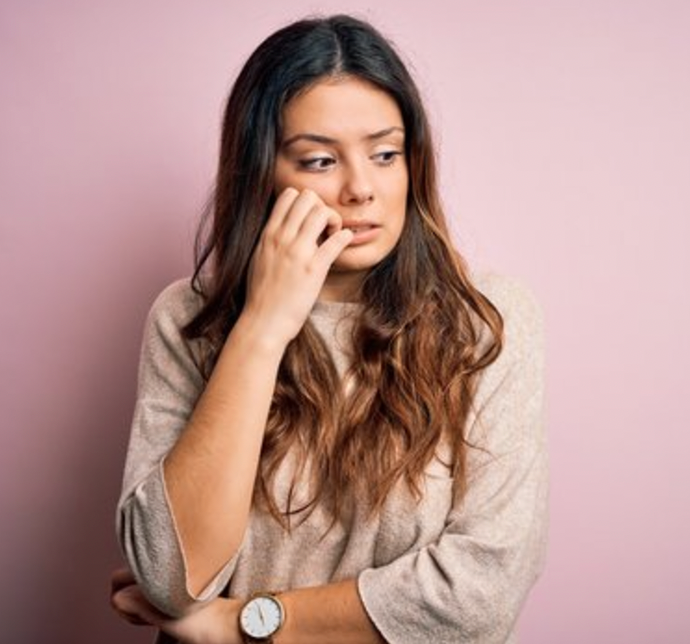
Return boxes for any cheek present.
[273,162,292,194]
[275,171,340,204]
[388,178,409,231]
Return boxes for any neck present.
[319,270,365,302]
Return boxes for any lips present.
[341,221,381,246]
[344,224,375,233]
[342,219,378,231]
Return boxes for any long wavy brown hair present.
[183,15,503,525]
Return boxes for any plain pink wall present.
[2,1,689,642]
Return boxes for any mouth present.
[318,221,381,246]
[341,222,381,246]
[343,224,376,233]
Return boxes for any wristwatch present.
[238,593,285,643]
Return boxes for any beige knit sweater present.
[116,273,548,644]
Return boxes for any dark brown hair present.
[184,14,503,524]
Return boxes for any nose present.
[339,161,374,205]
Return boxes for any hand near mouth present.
[243,187,354,347]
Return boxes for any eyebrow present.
[282,126,405,148]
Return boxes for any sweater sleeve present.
[357,275,548,643]
[116,280,238,617]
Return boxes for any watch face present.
[240,595,284,639]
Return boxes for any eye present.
[372,150,403,166]
[298,156,336,171]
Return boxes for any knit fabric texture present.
[116,273,548,644]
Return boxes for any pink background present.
[2,1,689,642]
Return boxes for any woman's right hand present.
[241,187,354,347]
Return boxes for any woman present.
[112,14,548,644]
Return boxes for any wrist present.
[232,311,291,358]
[238,592,287,644]
[219,598,244,644]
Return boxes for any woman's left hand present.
[110,567,243,644]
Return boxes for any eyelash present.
[297,150,403,172]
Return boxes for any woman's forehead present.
[281,77,403,141]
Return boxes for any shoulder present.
[146,277,205,331]
[136,277,209,375]
[141,278,207,361]
[469,272,545,409]
[473,272,543,329]
[472,271,545,357]
[467,273,546,448]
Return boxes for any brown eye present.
[298,157,336,171]
[373,150,402,166]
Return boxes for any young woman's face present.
[274,76,409,300]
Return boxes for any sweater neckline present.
[311,299,362,320]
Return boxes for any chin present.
[332,255,382,273]
[336,245,393,270]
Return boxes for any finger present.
[315,228,355,268]
[263,186,300,237]
[111,567,136,593]
[277,189,324,242]
[113,605,151,626]
[295,205,342,248]
[112,585,168,627]
[111,587,149,625]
